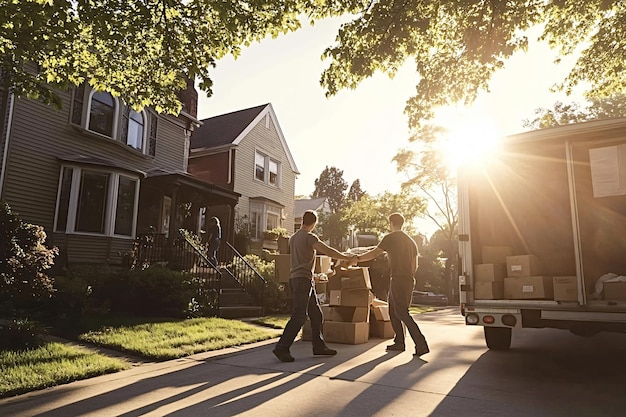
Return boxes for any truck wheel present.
[484,327,512,350]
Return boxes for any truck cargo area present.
[458,118,626,349]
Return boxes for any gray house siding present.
[233,115,296,234]
[1,87,193,264]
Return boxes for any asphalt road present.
[1,307,625,416]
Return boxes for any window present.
[121,107,145,151]
[254,150,280,186]
[249,200,283,238]
[71,84,157,156]
[55,166,139,237]
[88,91,117,137]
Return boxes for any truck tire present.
[484,327,512,350]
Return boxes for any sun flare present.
[438,110,503,173]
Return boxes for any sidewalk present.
[0,308,468,417]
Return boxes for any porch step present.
[219,305,265,319]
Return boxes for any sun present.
[437,110,503,173]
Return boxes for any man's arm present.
[356,247,385,263]
[312,241,355,261]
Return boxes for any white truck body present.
[458,118,626,349]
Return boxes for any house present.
[294,197,331,230]
[188,103,299,244]
[0,79,240,267]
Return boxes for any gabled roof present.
[294,197,330,218]
[190,103,299,173]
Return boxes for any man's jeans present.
[276,277,326,351]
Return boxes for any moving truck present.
[458,118,626,350]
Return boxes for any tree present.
[346,179,366,202]
[320,1,626,130]
[0,0,366,113]
[312,166,349,212]
[523,94,626,129]
[315,211,350,250]
[342,191,426,238]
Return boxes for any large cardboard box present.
[474,281,504,299]
[327,273,343,291]
[553,276,578,301]
[329,289,373,307]
[604,281,626,301]
[369,319,394,338]
[321,305,370,322]
[314,282,327,296]
[273,254,291,283]
[323,321,369,344]
[506,254,541,278]
[315,255,332,273]
[340,267,372,290]
[370,304,390,321]
[482,246,513,264]
[504,276,553,299]
[474,263,507,282]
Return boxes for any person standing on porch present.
[273,210,357,363]
[206,217,221,266]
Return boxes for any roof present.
[294,197,329,218]
[190,104,267,149]
[190,103,299,174]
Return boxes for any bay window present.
[55,166,140,237]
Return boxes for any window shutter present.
[71,84,85,125]
[148,114,157,156]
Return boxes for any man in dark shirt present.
[355,212,429,357]
[273,210,357,363]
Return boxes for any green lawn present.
[0,342,129,398]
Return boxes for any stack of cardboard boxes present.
[302,266,395,344]
[474,246,580,301]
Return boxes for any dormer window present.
[71,84,156,156]
[122,107,145,151]
[88,91,117,137]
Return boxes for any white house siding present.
[232,116,296,234]
[1,89,192,263]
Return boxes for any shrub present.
[0,201,57,318]
[243,254,289,314]
[0,319,46,350]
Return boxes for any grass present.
[0,342,129,398]
[249,315,290,329]
[78,317,277,361]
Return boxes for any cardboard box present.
[482,246,513,264]
[369,319,394,338]
[327,273,343,291]
[273,254,291,283]
[474,263,507,282]
[371,298,388,307]
[322,305,370,322]
[370,304,390,321]
[553,276,578,301]
[506,255,541,277]
[474,281,504,299]
[340,267,372,290]
[315,255,332,273]
[504,276,553,299]
[604,281,626,301]
[329,289,373,307]
[323,321,369,344]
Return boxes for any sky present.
[196,17,584,233]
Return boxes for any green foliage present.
[346,179,367,202]
[312,166,349,212]
[0,0,365,114]
[0,201,57,317]
[523,94,626,130]
[262,227,289,241]
[320,1,626,129]
[342,191,426,236]
[0,319,46,351]
[242,254,289,314]
[316,211,350,249]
